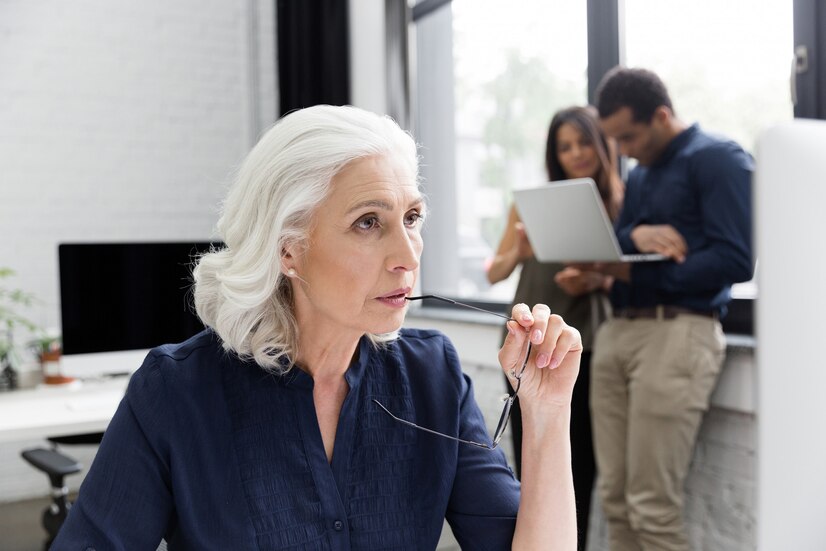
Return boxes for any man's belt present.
[613,305,718,320]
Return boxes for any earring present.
[286,268,296,277]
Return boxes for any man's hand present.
[630,224,687,263]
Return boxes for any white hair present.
[193,105,420,372]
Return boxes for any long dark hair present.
[545,106,624,220]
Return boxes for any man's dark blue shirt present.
[612,124,754,315]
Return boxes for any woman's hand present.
[487,219,534,285]
[511,222,534,261]
[554,266,606,296]
[503,303,580,550]
[499,303,581,412]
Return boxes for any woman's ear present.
[281,245,299,277]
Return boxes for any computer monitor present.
[58,241,218,377]
[756,119,826,548]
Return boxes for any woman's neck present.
[294,332,360,382]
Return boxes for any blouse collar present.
[279,334,373,391]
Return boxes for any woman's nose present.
[387,227,421,273]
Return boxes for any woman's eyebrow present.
[346,197,424,215]
[346,199,393,214]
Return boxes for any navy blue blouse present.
[53,328,520,550]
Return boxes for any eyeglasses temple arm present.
[406,294,514,322]
[372,399,495,450]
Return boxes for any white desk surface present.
[0,375,130,444]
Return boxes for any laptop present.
[512,178,666,263]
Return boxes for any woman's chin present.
[367,313,406,335]
[570,169,597,180]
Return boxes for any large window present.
[416,0,588,302]
[624,0,793,299]
[415,0,797,307]
[624,0,793,156]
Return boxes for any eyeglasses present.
[371,294,532,450]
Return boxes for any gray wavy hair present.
[193,105,419,372]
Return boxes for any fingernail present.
[536,353,550,368]
[521,313,532,322]
[549,357,560,370]
[532,329,542,343]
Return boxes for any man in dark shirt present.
[588,67,753,551]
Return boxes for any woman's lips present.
[376,287,411,308]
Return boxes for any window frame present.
[793,0,826,119]
[411,0,819,337]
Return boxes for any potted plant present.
[28,330,73,385]
[0,267,39,391]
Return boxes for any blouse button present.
[333,520,344,531]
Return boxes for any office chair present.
[21,432,103,549]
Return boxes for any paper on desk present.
[65,392,122,412]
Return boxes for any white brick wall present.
[0,0,276,336]
[0,0,276,501]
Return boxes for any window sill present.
[404,305,756,413]
[406,304,756,347]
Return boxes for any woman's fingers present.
[501,303,583,374]
[500,318,529,377]
[500,303,530,373]
[546,322,582,370]
[500,302,541,377]
[534,314,565,369]
[528,303,551,344]
[502,303,552,369]
[511,303,533,327]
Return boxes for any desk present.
[0,375,130,444]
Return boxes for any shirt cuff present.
[616,228,639,253]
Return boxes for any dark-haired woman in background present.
[487,106,623,550]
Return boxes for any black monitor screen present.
[58,242,219,355]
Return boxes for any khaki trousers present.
[591,314,725,551]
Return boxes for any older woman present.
[53,105,581,550]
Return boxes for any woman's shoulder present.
[128,329,228,397]
[393,328,462,376]
[395,327,453,355]
[387,328,466,399]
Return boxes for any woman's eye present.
[355,216,380,231]
[405,211,424,227]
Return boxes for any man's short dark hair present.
[595,67,674,123]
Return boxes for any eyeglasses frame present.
[372,294,532,450]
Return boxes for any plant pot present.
[40,351,74,385]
